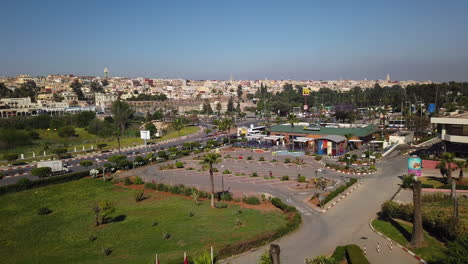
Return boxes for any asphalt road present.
[136,149,417,263]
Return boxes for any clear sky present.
[1,0,468,81]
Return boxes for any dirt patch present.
[113,183,281,212]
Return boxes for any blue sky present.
[1,0,468,81]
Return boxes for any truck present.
[36,160,69,174]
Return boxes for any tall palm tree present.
[221,118,234,145]
[455,160,466,183]
[287,113,298,128]
[201,153,221,208]
[172,117,186,136]
[441,152,456,184]
[410,180,424,247]
[111,99,134,153]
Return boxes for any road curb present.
[368,218,427,264]
[304,181,361,213]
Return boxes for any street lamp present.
[220,165,225,192]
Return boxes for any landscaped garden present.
[0,178,290,264]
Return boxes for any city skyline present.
[2,0,468,81]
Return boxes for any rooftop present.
[270,124,378,137]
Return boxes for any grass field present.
[0,126,199,163]
[372,218,446,263]
[422,195,468,228]
[0,177,285,264]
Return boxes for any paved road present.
[139,149,418,263]
[0,119,265,186]
[221,152,418,264]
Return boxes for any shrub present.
[315,155,323,161]
[58,126,76,137]
[215,202,228,209]
[251,172,258,177]
[321,178,357,206]
[331,245,347,262]
[0,172,3,179]
[144,182,156,189]
[259,157,265,161]
[345,244,369,264]
[421,183,434,188]
[89,235,97,242]
[281,175,289,181]
[103,248,112,256]
[243,196,261,205]
[135,191,145,202]
[401,174,415,188]
[79,160,93,167]
[271,197,297,212]
[222,169,231,174]
[258,250,272,264]
[247,156,253,160]
[124,177,132,185]
[220,192,233,201]
[31,167,52,178]
[97,143,107,149]
[284,158,291,163]
[297,175,307,183]
[444,234,468,264]
[175,161,184,168]
[134,176,144,185]
[52,148,68,155]
[37,207,52,215]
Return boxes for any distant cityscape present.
[0,69,435,118]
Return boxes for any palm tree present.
[344,133,354,152]
[287,113,298,128]
[410,180,424,247]
[455,160,466,183]
[441,152,456,184]
[172,117,186,135]
[200,153,221,208]
[221,118,234,145]
[111,99,134,153]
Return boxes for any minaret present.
[386,73,390,82]
[104,67,109,79]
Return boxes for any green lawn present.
[0,178,285,264]
[1,126,199,164]
[420,176,446,188]
[372,218,446,263]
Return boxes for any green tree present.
[101,79,109,87]
[455,160,466,182]
[441,152,456,184]
[97,143,107,150]
[287,113,298,128]
[111,99,134,153]
[90,80,104,93]
[57,126,76,137]
[75,111,96,127]
[4,153,19,165]
[216,102,222,116]
[227,97,235,113]
[144,122,157,138]
[95,200,115,225]
[172,117,186,135]
[237,84,243,100]
[0,82,12,97]
[200,153,221,208]
[202,100,213,114]
[13,80,39,102]
[52,93,64,102]
[70,79,85,100]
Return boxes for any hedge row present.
[321,178,357,207]
[345,244,370,264]
[420,183,468,190]
[144,182,210,198]
[217,198,302,258]
[0,170,90,196]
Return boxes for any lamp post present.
[220,165,225,192]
